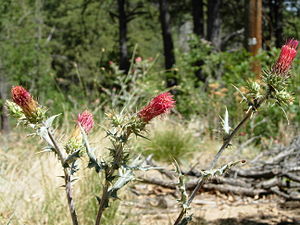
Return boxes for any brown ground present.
[119,184,300,225]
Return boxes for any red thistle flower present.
[11,86,37,118]
[138,92,175,122]
[272,39,298,76]
[77,110,94,133]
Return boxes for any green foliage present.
[138,120,199,163]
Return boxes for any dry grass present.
[0,126,121,225]
[0,116,274,225]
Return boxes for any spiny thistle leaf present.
[107,156,144,199]
[174,161,189,211]
[80,125,104,173]
[220,107,230,135]
[44,114,61,128]
[36,146,56,154]
[200,160,246,178]
[36,126,55,148]
[107,167,134,199]
[64,150,81,166]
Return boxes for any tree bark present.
[118,0,130,73]
[158,0,175,72]
[247,0,262,77]
[158,0,176,87]
[192,0,204,38]
[191,0,206,83]
[207,0,222,49]
[274,0,284,48]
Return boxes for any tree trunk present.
[265,0,274,50]
[0,73,9,133]
[158,0,176,87]
[207,0,222,49]
[274,0,284,48]
[118,0,129,73]
[192,0,204,38]
[247,0,262,77]
[191,0,205,83]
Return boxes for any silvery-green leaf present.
[80,125,104,173]
[107,156,145,199]
[70,160,79,175]
[201,160,245,177]
[64,150,81,166]
[44,114,61,128]
[36,145,55,154]
[220,107,230,135]
[108,166,134,199]
[37,126,55,148]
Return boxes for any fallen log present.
[139,136,300,201]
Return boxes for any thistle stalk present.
[173,95,267,225]
[173,39,298,225]
[47,128,79,225]
[95,92,175,225]
[95,131,131,225]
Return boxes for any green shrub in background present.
[137,119,199,163]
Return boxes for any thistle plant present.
[6,88,175,225]
[93,92,175,225]
[6,86,95,225]
[173,39,299,225]
[5,40,298,225]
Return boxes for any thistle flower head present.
[77,110,94,133]
[11,86,37,118]
[135,57,142,63]
[272,39,299,76]
[138,92,175,122]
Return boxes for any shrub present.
[138,119,199,163]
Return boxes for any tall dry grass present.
[0,125,121,225]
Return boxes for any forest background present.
[0,0,300,142]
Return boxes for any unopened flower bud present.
[272,39,298,76]
[11,86,38,120]
[138,92,175,122]
[135,57,142,63]
[66,110,94,154]
[77,110,94,134]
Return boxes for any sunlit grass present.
[137,118,201,164]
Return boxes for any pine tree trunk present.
[118,0,129,73]
[274,0,283,48]
[207,0,222,50]
[192,0,204,38]
[191,0,205,83]
[158,0,176,87]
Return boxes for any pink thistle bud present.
[135,57,142,63]
[138,92,175,122]
[77,110,94,133]
[109,61,114,65]
[11,86,37,118]
[272,39,298,76]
